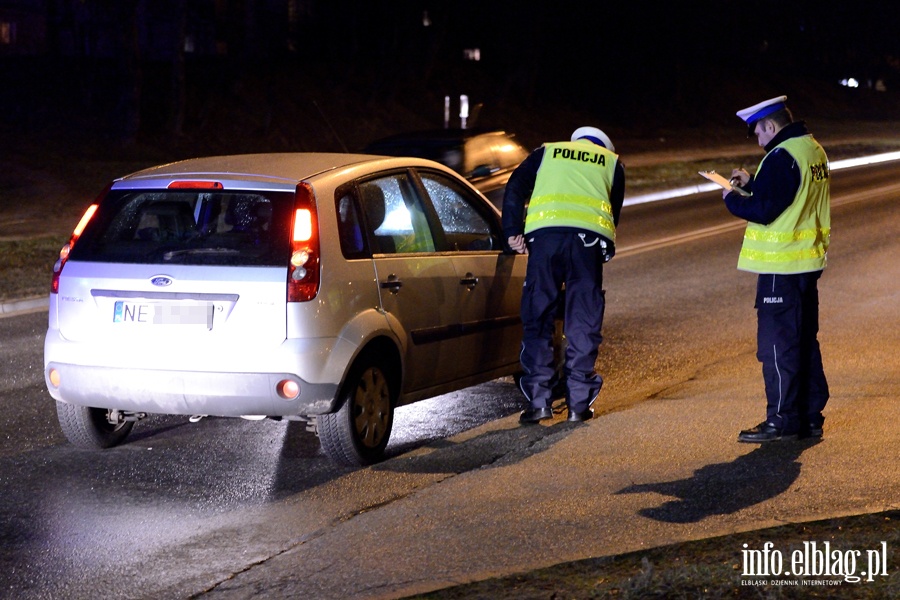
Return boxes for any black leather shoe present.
[567,408,593,422]
[801,423,824,439]
[519,407,553,424]
[738,421,798,443]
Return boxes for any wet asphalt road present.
[1,161,899,599]
[0,309,525,597]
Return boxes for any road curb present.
[0,296,48,318]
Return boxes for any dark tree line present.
[5,1,897,147]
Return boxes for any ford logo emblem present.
[151,276,173,287]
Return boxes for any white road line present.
[623,150,900,207]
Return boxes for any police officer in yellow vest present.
[503,126,625,424]
[724,96,831,442]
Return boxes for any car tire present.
[318,354,395,466]
[56,402,134,449]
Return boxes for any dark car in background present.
[363,129,529,208]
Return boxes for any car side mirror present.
[469,165,494,178]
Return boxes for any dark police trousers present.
[519,229,606,413]
[755,271,829,433]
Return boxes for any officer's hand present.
[601,239,615,262]
[730,168,750,187]
[725,168,750,199]
[508,235,528,254]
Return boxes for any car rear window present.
[69,190,295,266]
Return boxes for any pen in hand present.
[729,166,750,187]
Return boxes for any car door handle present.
[380,274,403,294]
[459,273,479,290]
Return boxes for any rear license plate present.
[113,301,214,328]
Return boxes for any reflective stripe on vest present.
[524,140,617,241]
[738,135,831,274]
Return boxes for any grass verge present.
[0,235,66,302]
[409,510,900,599]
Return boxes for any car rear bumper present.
[45,362,339,417]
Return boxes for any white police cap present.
[571,126,615,153]
[736,95,788,131]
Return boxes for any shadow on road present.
[615,438,822,523]
[374,417,584,475]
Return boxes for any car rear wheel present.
[56,402,134,449]
[318,355,395,466]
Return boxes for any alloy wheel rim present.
[352,367,390,448]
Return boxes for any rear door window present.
[357,174,436,254]
[335,192,368,258]
[70,190,295,266]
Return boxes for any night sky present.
[2,1,899,150]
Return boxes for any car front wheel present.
[56,402,135,449]
[318,355,395,466]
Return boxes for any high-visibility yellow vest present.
[524,140,618,241]
[738,135,831,274]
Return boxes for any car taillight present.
[51,200,101,294]
[288,182,320,302]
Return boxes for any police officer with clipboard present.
[723,96,831,442]
[502,127,625,424]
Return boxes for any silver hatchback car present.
[44,153,527,465]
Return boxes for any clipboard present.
[699,170,751,197]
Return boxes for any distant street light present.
[460,95,469,129]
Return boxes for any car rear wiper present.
[163,248,241,261]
